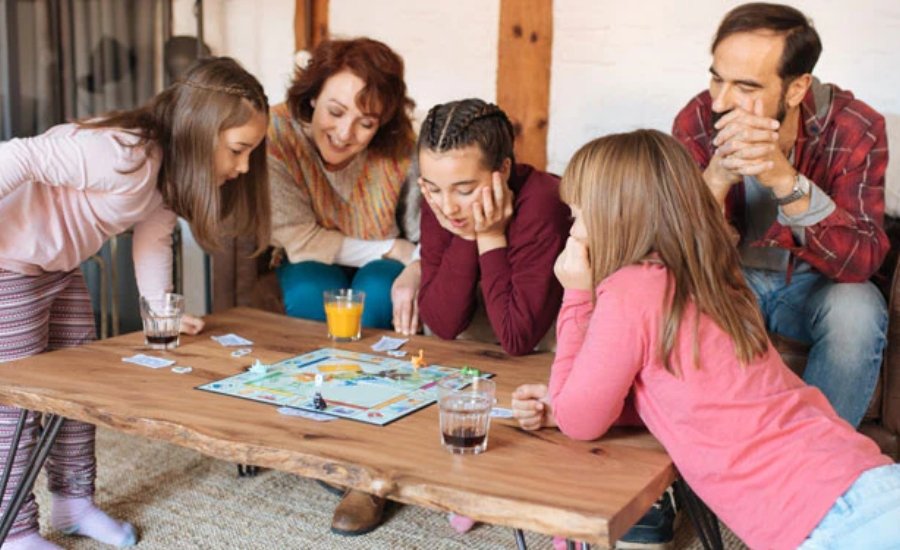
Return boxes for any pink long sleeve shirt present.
[0,123,175,299]
[550,262,891,550]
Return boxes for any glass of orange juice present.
[323,289,365,342]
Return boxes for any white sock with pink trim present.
[50,496,137,547]
[0,532,63,550]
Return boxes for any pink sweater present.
[550,262,891,549]
[0,124,175,298]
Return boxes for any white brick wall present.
[329,0,500,125]
[173,0,296,105]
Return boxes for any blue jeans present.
[742,268,886,427]
[276,259,404,329]
[798,464,900,549]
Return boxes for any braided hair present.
[418,99,516,170]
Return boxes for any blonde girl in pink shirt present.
[0,57,270,549]
[512,129,900,549]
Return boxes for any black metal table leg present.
[674,480,724,550]
[513,528,527,549]
[237,464,260,477]
[0,413,65,543]
[511,529,590,550]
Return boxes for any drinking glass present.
[323,289,365,342]
[437,375,496,454]
[140,293,184,350]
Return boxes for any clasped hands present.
[706,98,797,204]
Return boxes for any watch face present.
[798,175,811,195]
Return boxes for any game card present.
[212,334,254,347]
[371,336,408,352]
[122,354,176,369]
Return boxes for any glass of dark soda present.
[140,293,184,350]
[437,375,495,454]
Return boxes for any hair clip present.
[295,50,313,70]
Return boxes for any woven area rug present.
[28,428,748,549]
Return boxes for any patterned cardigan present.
[267,103,420,265]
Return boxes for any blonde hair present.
[80,57,270,254]
[561,129,768,372]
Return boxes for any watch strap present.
[774,174,809,206]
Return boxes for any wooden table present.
[0,307,682,548]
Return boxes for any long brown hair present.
[79,56,271,254]
[285,37,415,159]
[561,129,768,372]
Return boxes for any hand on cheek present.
[554,237,592,291]
[473,172,513,237]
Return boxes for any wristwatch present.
[774,173,811,206]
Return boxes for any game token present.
[248,359,268,374]
[411,349,427,369]
[313,392,327,410]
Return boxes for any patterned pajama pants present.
[0,268,97,539]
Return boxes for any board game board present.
[197,347,472,426]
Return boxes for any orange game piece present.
[411,349,427,369]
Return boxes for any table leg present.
[237,464,260,477]
[674,480,723,550]
[512,529,591,549]
[513,528,527,549]
[0,414,65,543]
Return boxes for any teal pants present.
[276,259,404,329]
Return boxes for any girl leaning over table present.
[512,129,900,549]
[0,57,271,549]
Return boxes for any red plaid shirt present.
[673,84,889,283]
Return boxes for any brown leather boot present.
[330,489,386,536]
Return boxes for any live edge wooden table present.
[0,307,716,549]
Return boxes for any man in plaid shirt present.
[673,3,889,428]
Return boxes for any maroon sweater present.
[418,164,571,355]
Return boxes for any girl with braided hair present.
[268,38,422,337]
[0,56,270,549]
[418,99,571,357]
[418,98,570,535]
